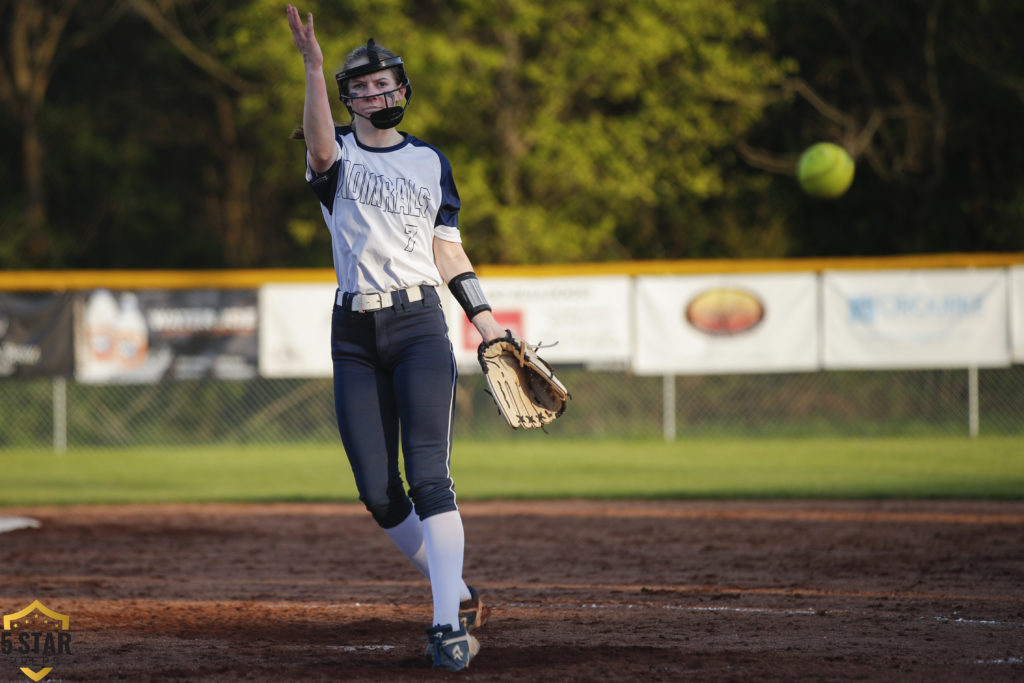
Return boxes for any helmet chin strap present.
[352,103,409,130]
[346,85,412,130]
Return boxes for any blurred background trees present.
[1,0,1021,269]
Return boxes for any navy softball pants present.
[331,286,459,528]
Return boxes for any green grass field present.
[1,436,1022,505]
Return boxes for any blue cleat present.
[425,623,480,671]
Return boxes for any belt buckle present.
[357,292,384,312]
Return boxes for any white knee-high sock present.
[386,511,472,602]
[422,510,468,629]
[384,510,431,580]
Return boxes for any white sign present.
[1012,266,1024,363]
[632,273,818,375]
[823,269,1010,369]
[443,276,632,371]
[259,283,336,378]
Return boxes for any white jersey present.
[306,126,462,295]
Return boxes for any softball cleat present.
[425,623,480,671]
[459,585,491,632]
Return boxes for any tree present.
[125,0,266,267]
[0,0,124,263]
[739,0,1024,255]
[3,0,1019,269]
[393,0,792,262]
[0,0,74,234]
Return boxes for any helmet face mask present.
[335,39,413,130]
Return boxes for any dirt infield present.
[1,500,1022,681]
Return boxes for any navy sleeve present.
[435,152,461,228]
[306,128,347,214]
[308,159,340,214]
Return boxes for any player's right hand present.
[286,5,324,68]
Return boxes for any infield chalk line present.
[937,616,1015,626]
[325,645,395,652]
[0,517,40,534]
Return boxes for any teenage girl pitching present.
[287,4,505,672]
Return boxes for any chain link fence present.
[2,366,1022,450]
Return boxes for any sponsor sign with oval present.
[685,288,765,335]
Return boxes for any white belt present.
[337,286,425,312]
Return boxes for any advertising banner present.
[822,269,1009,369]
[74,289,258,383]
[259,283,336,378]
[441,276,632,371]
[0,292,74,378]
[1012,266,1024,363]
[632,273,818,375]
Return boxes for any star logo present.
[2,601,72,682]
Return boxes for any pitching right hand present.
[286,4,324,68]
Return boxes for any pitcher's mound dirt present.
[1,500,1022,681]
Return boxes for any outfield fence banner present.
[1011,266,1024,363]
[74,288,258,383]
[631,273,818,375]
[258,283,335,378]
[822,269,1010,369]
[441,276,632,371]
[0,292,74,378]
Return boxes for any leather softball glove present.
[477,331,570,430]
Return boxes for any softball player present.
[287,5,504,672]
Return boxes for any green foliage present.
[401,0,791,262]
[0,0,1021,268]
